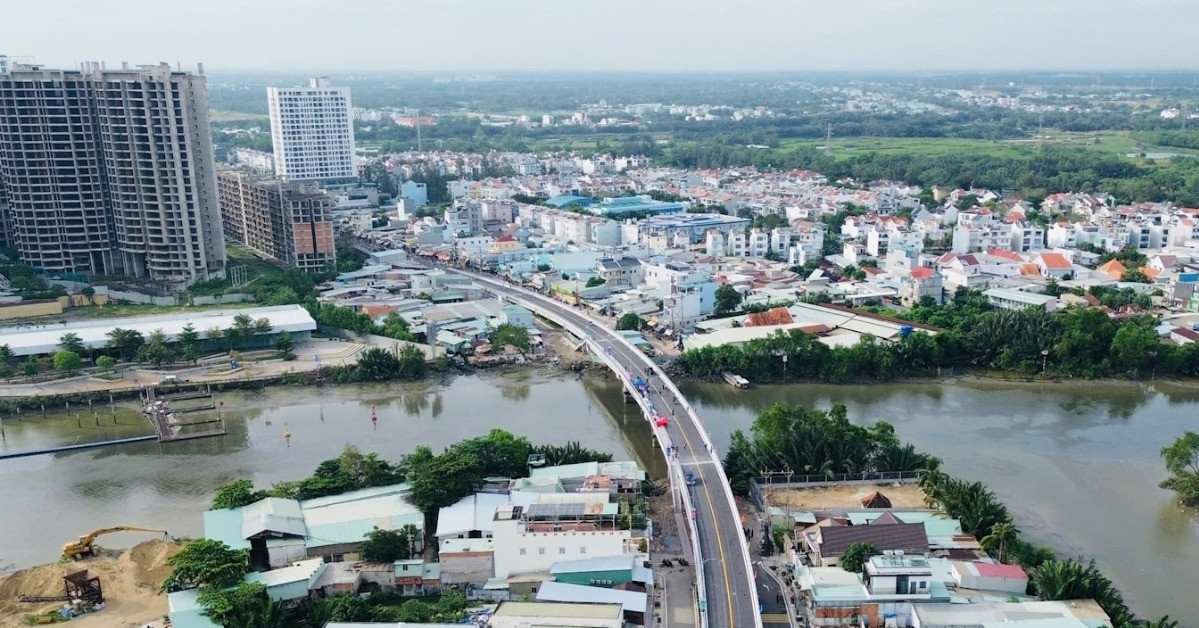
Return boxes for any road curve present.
[444,267,762,628]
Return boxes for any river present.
[678,378,1199,624]
[0,373,1196,624]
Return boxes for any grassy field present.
[210,110,269,123]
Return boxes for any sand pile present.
[0,539,182,627]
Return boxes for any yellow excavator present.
[62,526,168,560]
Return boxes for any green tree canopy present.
[714,284,743,314]
[616,313,646,331]
[212,479,268,510]
[490,323,530,357]
[840,542,877,573]
[106,327,145,361]
[52,349,82,374]
[59,332,85,355]
[1160,430,1199,507]
[585,276,606,288]
[359,524,419,563]
[164,539,249,591]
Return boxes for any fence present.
[191,293,254,306]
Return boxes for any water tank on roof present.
[899,325,914,337]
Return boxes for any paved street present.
[447,267,760,628]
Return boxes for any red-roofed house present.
[1034,252,1074,279]
[951,561,1028,594]
[901,266,943,306]
[1097,259,1127,281]
[744,307,794,327]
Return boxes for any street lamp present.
[1040,349,1049,376]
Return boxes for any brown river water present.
[0,372,1196,623]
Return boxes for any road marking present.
[675,407,736,627]
[679,459,720,466]
[761,613,790,623]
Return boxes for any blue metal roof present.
[546,195,596,208]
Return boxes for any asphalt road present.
[445,267,760,628]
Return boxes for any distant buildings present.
[0,61,226,286]
[267,77,356,183]
[217,169,336,272]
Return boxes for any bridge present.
[445,267,762,628]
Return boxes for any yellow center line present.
[602,329,740,626]
[666,383,737,627]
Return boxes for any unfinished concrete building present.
[217,169,336,272]
[0,61,226,286]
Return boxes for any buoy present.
[283,426,291,447]
[370,408,378,423]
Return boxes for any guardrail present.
[462,270,760,628]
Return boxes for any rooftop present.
[492,600,624,620]
[436,492,511,538]
[535,580,647,614]
[0,303,316,357]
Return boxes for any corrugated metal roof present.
[245,558,325,588]
[551,555,635,574]
[536,581,647,613]
[436,492,511,538]
[0,304,317,357]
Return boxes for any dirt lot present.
[766,483,927,511]
[0,539,181,627]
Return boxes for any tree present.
[182,344,201,365]
[981,521,1019,563]
[137,328,174,367]
[95,355,116,374]
[21,356,39,377]
[1029,558,1133,626]
[1109,320,1161,374]
[205,326,225,350]
[381,312,415,341]
[80,286,96,304]
[359,524,419,562]
[1160,430,1199,507]
[276,331,295,360]
[59,332,85,355]
[196,582,286,627]
[714,284,744,315]
[105,327,145,361]
[164,539,249,591]
[212,479,267,510]
[616,313,646,331]
[0,344,14,366]
[53,349,82,374]
[405,447,484,539]
[491,323,530,357]
[585,276,606,288]
[1120,268,1151,283]
[179,323,200,347]
[840,542,877,573]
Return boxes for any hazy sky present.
[3,0,1197,72]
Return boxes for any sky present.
[3,0,1198,73]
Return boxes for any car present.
[685,471,698,486]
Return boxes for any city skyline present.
[3,0,1198,73]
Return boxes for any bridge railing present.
[494,287,710,628]
[464,271,756,628]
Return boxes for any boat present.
[722,372,750,389]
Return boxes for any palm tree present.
[1137,616,1179,628]
[980,521,1019,563]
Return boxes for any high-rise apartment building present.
[0,61,225,286]
[267,77,356,184]
[217,169,335,273]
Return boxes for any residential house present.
[900,267,943,306]
[491,503,638,579]
[802,522,929,567]
[1034,252,1074,279]
[595,257,644,288]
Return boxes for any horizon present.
[4,0,1198,73]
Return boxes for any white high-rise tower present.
[267,77,356,184]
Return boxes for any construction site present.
[0,538,182,626]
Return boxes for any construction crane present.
[62,526,167,560]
